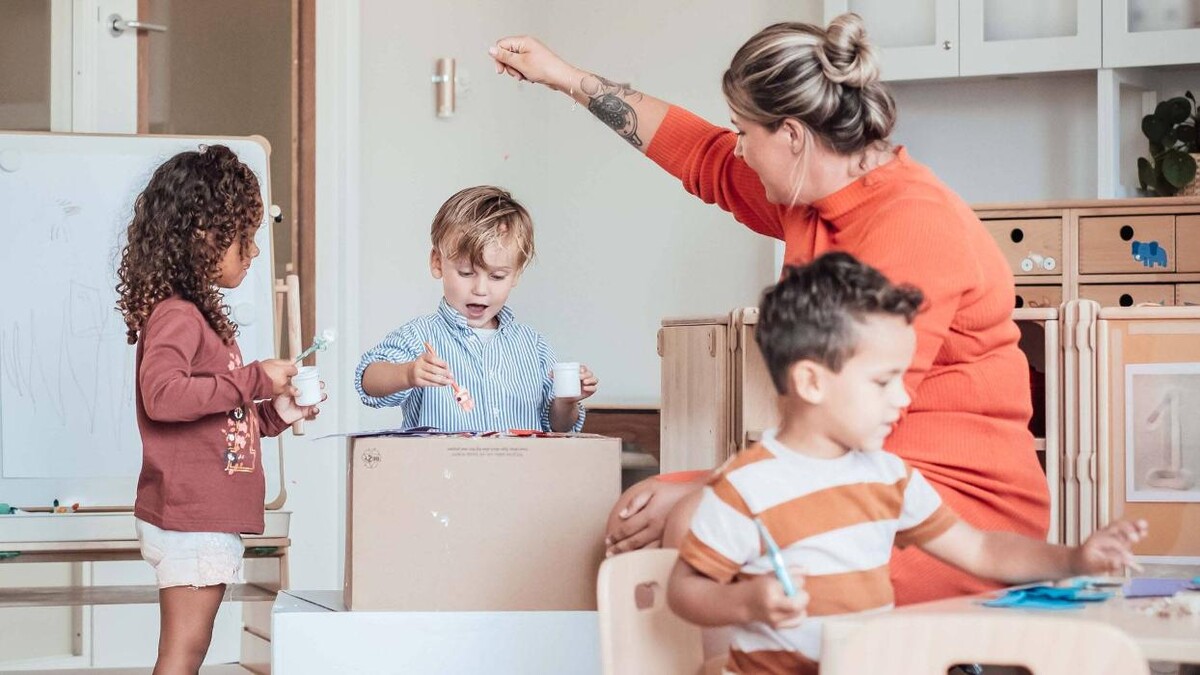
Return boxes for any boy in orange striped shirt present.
[667,252,1148,675]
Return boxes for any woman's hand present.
[489,36,579,92]
[605,477,702,556]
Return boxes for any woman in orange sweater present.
[490,14,1049,604]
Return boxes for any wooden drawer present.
[1177,283,1200,306]
[1078,284,1174,307]
[1078,215,1175,273]
[241,628,271,674]
[983,218,1062,276]
[1175,215,1200,272]
[1014,285,1062,309]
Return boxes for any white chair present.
[821,611,1149,675]
[597,548,725,675]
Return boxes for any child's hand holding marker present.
[261,359,299,395]
[747,517,808,628]
[422,343,475,412]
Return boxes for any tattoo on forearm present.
[580,74,644,148]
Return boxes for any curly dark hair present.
[755,251,925,394]
[116,144,262,345]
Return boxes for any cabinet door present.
[1103,0,1200,68]
[1078,284,1175,307]
[1175,215,1200,273]
[959,0,1101,76]
[733,320,780,451]
[659,324,730,473]
[1078,215,1175,273]
[983,218,1063,277]
[824,0,958,81]
[1015,285,1064,310]
[1177,283,1200,306]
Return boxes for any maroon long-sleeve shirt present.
[133,297,287,534]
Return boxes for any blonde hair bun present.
[817,12,880,89]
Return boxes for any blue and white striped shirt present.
[355,299,585,433]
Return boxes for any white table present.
[823,564,1200,667]
[271,590,601,674]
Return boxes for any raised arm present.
[490,36,787,240]
[490,36,669,152]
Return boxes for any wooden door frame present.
[135,0,316,350]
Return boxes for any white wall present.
[890,73,1098,203]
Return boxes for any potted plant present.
[1138,92,1199,197]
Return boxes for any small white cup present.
[293,366,321,406]
[552,362,582,399]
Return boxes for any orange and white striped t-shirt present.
[679,430,958,675]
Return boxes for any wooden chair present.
[821,612,1149,675]
[597,549,725,675]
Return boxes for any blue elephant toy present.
[1132,240,1169,268]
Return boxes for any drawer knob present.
[1119,225,1135,241]
[1009,228,1024,243]
[1120,294,1134,307]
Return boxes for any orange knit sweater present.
[647,106,1050,604]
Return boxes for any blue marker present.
[754,517,796,598]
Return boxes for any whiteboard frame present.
[0,130,287,510]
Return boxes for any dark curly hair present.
[755,251,924,394]
[116,144,262,345]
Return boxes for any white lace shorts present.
[135,518,244,589]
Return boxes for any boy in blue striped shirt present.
[355,186,597,432]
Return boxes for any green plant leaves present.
[1138,157,1156,190]
[1143,114,1170,143]
[1137,93,1197,194]
[1162,150,1198,188]
[1177,124,1198,152]
[1156,97,1193,125]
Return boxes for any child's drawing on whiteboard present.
[1125,363,1200,502]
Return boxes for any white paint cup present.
[552,362,582,399]
[293,366,321,406]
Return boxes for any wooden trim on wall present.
[136,0,150,133]
[296,0,317,362]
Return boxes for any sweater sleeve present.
[850,200,977,397]
[645,105,787,240]
[255,399,291,438]
[139,305,276,423]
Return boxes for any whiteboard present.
[0,132,284,508]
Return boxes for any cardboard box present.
[345,434,621,611]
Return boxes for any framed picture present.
[1097,307,1200,561]
[1124,363,1200,503]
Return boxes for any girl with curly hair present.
[116,144,322,673]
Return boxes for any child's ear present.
[787,360,825,404]
[430,248,444,279]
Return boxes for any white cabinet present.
[1103,0,1200,68]
[823,0,958,81]
[959,0,1101,77]
[824,0,1101,81]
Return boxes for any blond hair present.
[722,13,896,155]
[430,186,535,270]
